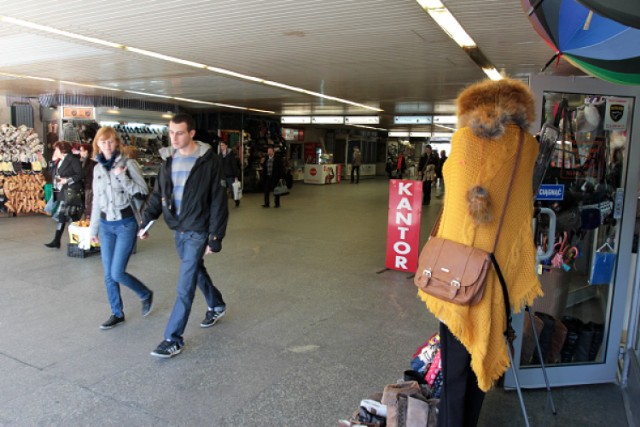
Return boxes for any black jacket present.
[220,149,240,179]
[261,154,284,190]
[142,143,228,240]
[53,154,84,202]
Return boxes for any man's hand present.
[207,237,222,254]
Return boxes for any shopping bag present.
[273,179,290,196]
[589,243,616,285]
[232,180,242,200]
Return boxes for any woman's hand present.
[113,165,127,175]
[91,236,99,244]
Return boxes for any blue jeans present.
[165,230,225,345]
[99,216,151,318]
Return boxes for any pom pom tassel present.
[468,186,492,224]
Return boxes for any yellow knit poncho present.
[418,79,542,391]
[419,123,542,392]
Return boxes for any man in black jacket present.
[140,113,229,358]
[219,140,241,207]
[261,145,284,208]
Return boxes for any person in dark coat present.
[219,141,241,207]
[44,141,84,248]
[79,143,97,218]
[261,146,284,208]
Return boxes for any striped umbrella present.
[522,0,640,85]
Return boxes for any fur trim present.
[457,78,535,139]
[467,186,492,224]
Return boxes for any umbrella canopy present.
[522,0,640,85]
[577,0,640,30]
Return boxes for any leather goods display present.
[414,130,524,305]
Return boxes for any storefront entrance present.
[505,76,640,388]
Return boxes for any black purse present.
[64,188,84,206]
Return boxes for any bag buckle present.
[451,279,461,289]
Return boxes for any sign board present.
[385,180,423,272]
[62,106,95,120]
[536,184,565,201]
[604,97,630,131]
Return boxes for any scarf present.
[97,151,120,171]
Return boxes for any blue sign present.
[537,184,564,201]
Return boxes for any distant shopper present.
[420,145,438,206]
[44,141,84,249]
[351,146,362,184]
[89,127,153,330]
[219,141,241,207]
[437,149,448,194]
[261,145,284,208]
[140,113,229,358]
[79,143,96,219]
[396,152,407,179]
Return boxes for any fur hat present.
[457,78,536,139]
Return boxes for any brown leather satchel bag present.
[414,130,524,305]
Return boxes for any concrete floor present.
[0,178,629,426]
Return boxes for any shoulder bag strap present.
[491,128,525,253]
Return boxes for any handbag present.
[231,180,242,201]
[273,179,290,196]
[589,243,616,285]
[64,187,83,206]
[414,130,524,306]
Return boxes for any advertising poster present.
[385,180,423,272]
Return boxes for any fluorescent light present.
[1,15,379,113]
[0,72,55,82]
[161,113,173,119]
[432,132,454,138]
[434,123,457,131]
[388,131,410,137]
[125,90,174,99]
[483,67,503,81]
[0,16,124,49]
[311,116,344,124]
[281,116,311,124]
[351,125,387,131]
[125,47,207,68]
[409,132,430,137]
[416,2,476,48]
[433,115,458,124]
[394,116,432,125]
[59,81,122,91]
[344,116,380,125]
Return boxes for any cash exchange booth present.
[504,75,640,408]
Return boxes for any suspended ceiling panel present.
[0,0,584,129]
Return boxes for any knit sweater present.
[418,79,543,391]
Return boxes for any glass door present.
[506,75,640,388]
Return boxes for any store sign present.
[536,184,564,201]
[62,106,95,120]
[604,97,630,131]
[385,180,423,272]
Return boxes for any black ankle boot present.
[44,225,65,249]
[44,240,61,249]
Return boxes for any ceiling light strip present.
[1,15,380,112]
[0,16,123,49]
[415,1,502,81]
[1,72,275,114]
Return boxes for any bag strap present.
[491,129,525,253]
[491,253,515,349]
